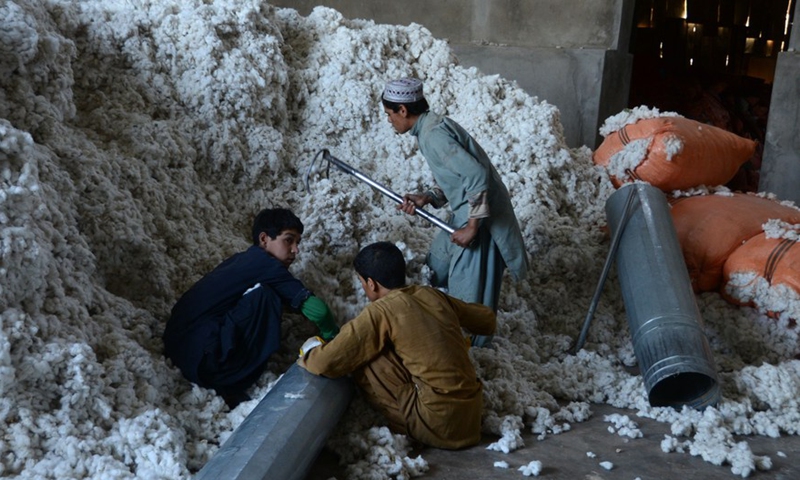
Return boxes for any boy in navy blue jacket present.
[163,208,339,408]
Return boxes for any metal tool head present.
[304,149,332,193]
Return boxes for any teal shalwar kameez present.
[410,112,528,313]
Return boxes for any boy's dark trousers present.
[198,284,283,406]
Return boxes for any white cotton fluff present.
[604,413,643,439]
[486,415,525,453]
[725,273,800,323]
[518,460,543,477]
[1,0,799,479]
[493,461,509,468]
[599,461,614,470]
[670,184,734,198]
[606,138,650,181]
[326,404,429,480]
[0,1,40,78]
[661,134,684,161]
[762,219,800,242]
[598,105,680,137]
[657,403,780,477]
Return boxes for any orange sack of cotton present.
[593,116,757,192]
[669,193,800,293]
[722,232,800,311]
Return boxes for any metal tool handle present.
[306,149,456,234]
[570,186,637,354]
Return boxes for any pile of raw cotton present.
[1,1,798,479]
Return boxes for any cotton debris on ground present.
[1,1,799,479]
[604,413,643,439]
[518,460,543,477]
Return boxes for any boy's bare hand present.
[451,223,478,248]
[451,217,481,248]
[397,193,430,215]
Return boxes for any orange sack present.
[594,116,756,192]
[722,233,800,308]
[669,193,800,293]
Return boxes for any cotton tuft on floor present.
[1,1,798,479]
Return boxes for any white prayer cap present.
[382,78,424,103]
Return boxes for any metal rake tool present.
[304,149,455,234]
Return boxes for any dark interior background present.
[628,0,796,192]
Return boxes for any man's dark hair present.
[381,96,430,116]
[353,241,406,289]
[251,208,304,244]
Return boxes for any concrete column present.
[759,0,800,204]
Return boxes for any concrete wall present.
[759,0,800,204]
[270,0,635,148]
[272,0,630,49]
[451,45,630,148]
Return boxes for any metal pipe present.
[193,364,354,480]
[606,183,720,410]
[571,186,636,354]
[305,149,456,234]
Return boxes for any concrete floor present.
[306,403,800,479]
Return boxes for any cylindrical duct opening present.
[606,184,720,410]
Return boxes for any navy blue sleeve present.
[256,256,312,309]
[168,246,311,328]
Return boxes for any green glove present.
[300,295,339,340]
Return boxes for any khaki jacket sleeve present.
[304,305,388,378]
[445,294,496,335]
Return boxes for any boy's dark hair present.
[353,241,406,289]
[381,96,430,116]
[251,208,304,244]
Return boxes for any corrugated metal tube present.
[606,183,720,410]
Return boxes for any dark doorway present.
[628,0,796,192]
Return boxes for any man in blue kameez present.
[383,77,528,346]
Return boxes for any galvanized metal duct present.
[194,364,354,480]
[606,183,720,410]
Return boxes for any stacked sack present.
[670,193,800,320]
[593,114,756,191]
[722,218,800,320]
[594,109,800,321]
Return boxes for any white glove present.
[299,336,325,358]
